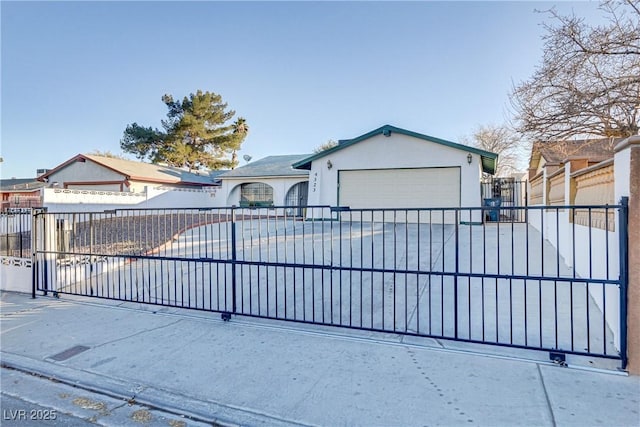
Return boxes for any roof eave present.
[291,161,312,170]
[146,179,218,187]
[292,143,348,169]
[1,188,43,193]
[37,154,86,182]
[220,173,309,180]
[293,124,498,170]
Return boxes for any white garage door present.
[338,167,460,222]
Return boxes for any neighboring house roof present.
[38,154,221,186]
[218,155,311,179]
[0,178,46,193]
[528,137,620,171]
[206,170,228,182]
[292,125,499,175]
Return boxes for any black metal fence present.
[0,211,32,258]
[32,202,628,368]
[1,197,42,212]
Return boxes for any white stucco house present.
[216,155,310,210]
[292,125,498,223]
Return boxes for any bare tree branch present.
[462,124,529,177]
[511,0,640,141]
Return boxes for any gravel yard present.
[57,212,230,256]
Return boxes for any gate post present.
[31,208,56,298]
[454,209,459,339]
[614,136,640,374]
[619,197,629,370]
[230,206,237,314]
[31,208,41,299]
[43,211,58,296]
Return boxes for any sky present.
[0,1,605,179]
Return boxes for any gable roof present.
[38,154,221,186]
[292,125,498,175]
[528,137,620,171]
[0,178,46,193]
[218,154,311,179]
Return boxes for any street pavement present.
[1,290,638,427]
[2,393,94,427]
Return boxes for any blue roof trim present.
[293,125,498,175]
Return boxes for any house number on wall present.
[312,172,318,192]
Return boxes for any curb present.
[0,352,308,427]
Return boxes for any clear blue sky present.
[1,1,603,179]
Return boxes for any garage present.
[338,167,460,209]
[293,125,497,223]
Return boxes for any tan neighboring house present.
[37,154,221,192]
[528,138,620,206]
[0,178,46,211]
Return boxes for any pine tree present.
[121,90,247,170]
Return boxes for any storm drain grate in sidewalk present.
[49,345,91,361]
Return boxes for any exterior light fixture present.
[467,153,473,164]
[327,160,333,169]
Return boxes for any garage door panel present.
[339,168,460,208]
[338,209,456,224]
[338,168,460,223]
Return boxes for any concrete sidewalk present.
[1,291,638,427]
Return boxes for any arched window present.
[240,183,274,207]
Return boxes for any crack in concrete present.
[89,318,184,350]
[433,338,446,348]
[537,364,558,427]
[111,400,129,411]
[0,304,52,317]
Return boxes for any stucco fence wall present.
[42,181,309,212]
[0,213,32,293]
[0,257,32,293]
[42,186,221,212]
[527,147,628,357]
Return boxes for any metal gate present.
[284,182,309,217]
[481,178,528,223]
[32,201,629,369]
[1,211,31,258]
